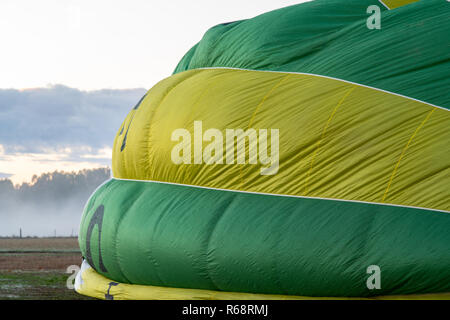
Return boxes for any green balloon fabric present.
[80,179,450,297]
[78,0,450,298]
[174,0,450,108]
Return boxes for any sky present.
[0,0,308,90]
[0,85,145,184]
[0,0,309,185]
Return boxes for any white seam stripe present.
[190,67,448,112]
[378,0,390,10]
[111,177,449,214]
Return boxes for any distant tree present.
[0,167,110,215]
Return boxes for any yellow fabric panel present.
[76,266,450,300]
[380,0,420,9]
[112,68,449,212]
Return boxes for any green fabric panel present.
[174,0,450,108]
[79,178,450,297]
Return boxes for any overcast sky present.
[0,0,309,184]
[0,0,308,90]
[0,85,145,184]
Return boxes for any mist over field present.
[0,168,110,237]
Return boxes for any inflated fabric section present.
[79,178,450,297]
[77,0,450,300]
[113,69,449,212]
[174,0,450,108]
[76,262,450,300]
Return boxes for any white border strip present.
[112,177,450,214]
[378,0,390,10]
[192,67,449,112]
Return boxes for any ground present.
[0,237,95,300]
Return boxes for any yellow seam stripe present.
[113,68,449,211]
[379,0,420,10]
[76,266,450,300]
[382,107,436,202]
[304,87,355,195]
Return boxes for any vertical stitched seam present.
[304,87,355,195]
[382,107,436,202]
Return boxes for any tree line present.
[0,167,110,215]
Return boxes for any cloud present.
[0,85,147,154]
[0,85,146,184]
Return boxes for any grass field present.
[0,237,95,300]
